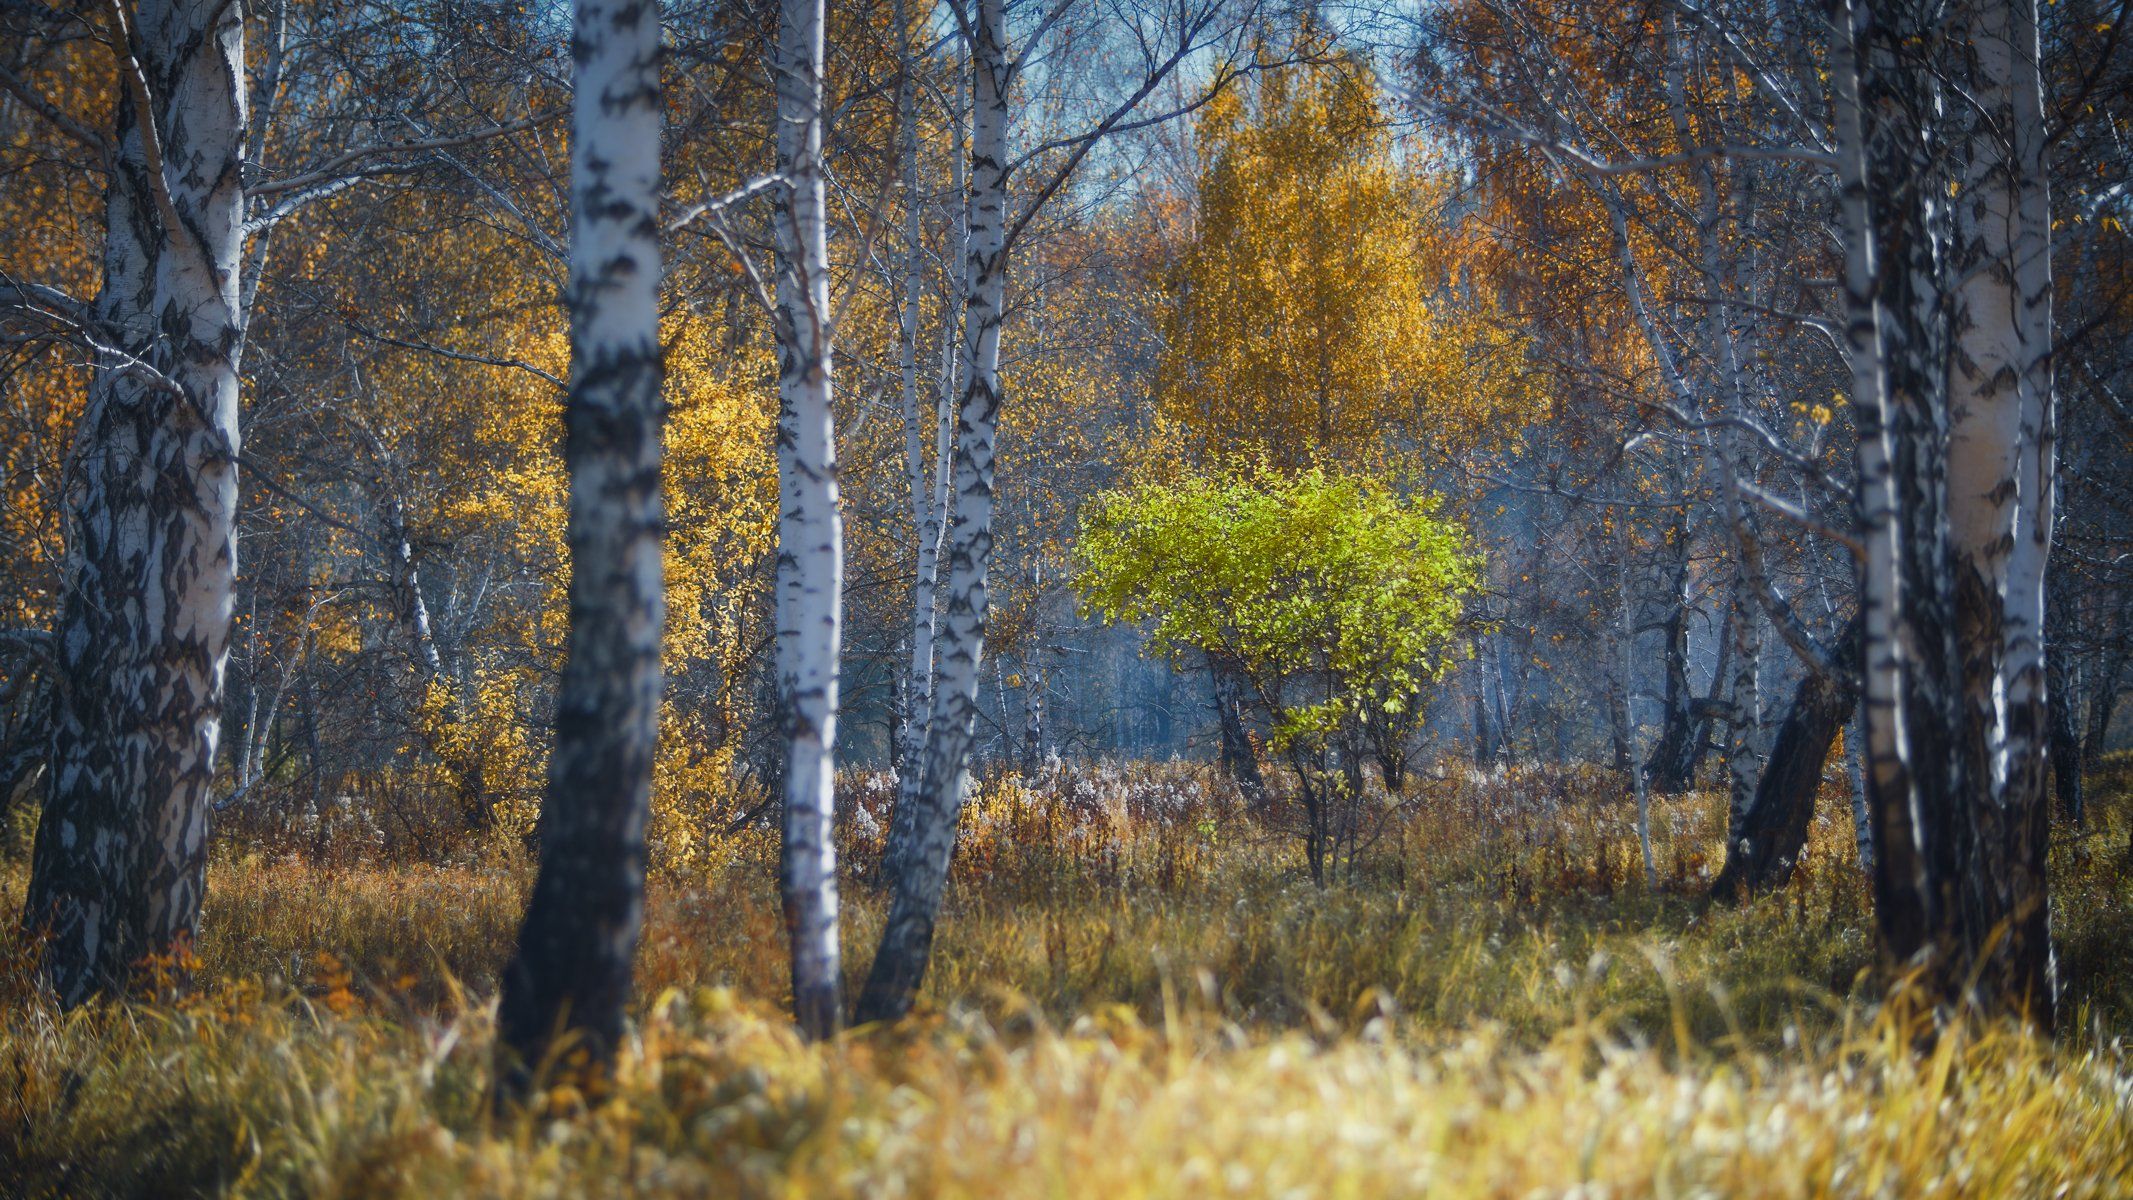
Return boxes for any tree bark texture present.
[496,0,666,1083]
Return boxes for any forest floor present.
[3,758,2132,1198]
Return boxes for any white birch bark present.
[772,0,845,1040]
[858,0,1007,1023]
[1830,0,1931,944]
[1945,0,2055,1018]
[1662,11,1765,844]
[893,0,950,824]
[1950,0,2054,800]
[496,0,666,1076]
[1619,520,1657,889]
[24,0,246,1005]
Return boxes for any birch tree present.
[0,0,568,1006]
[860,0,1259,1024]
[771,0,845,1041]
[495,0,666,1081]
[891,0,961,871]
[1837,0,2056,1022]
[21,0,247,1006]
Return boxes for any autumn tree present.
[770,0,845,1041]
[859,0,1262,1026]
[1157,45,1530,472]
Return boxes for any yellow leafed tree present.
[1157,42,1538,473]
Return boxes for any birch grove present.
[0,0,2118,1067]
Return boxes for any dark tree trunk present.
[2047,646,2083,824]
[1711,621,1861,902]
[1643,595,1696,793]
[1646,606,1731,795]
[1208,650,1267,808]
[2081,670,2117,778]
[1472,683,1497,765]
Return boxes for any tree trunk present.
[25,0,246,1007]
[1021,663,1045,776]
[1944,0,2055,1022]
[496,0,665,1085]
[2047,651,2082,824]
[766,0,846,1043]
[1846,706,1875,870]
[1711,619,1861,902]
[1834,0,1933,981]
[1208,650,1267,807]
[858,0,1007,1025]
[891,0,955,823]
[1840,0,2056,1026]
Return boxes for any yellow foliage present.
[1159,45,1543,474]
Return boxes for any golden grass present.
[3,757,2131,1197]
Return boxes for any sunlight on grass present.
[3,757,2131,1197]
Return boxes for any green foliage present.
[1074,467,1480,748]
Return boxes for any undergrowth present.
[2,756,2130,1197]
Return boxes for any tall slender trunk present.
[1642,531,1701,793]
[1021,662,1045,775]
[892,0,942,799]
[381,487,443,681]
[25,0,246,1007]
[1662,7,1764,848]
[2047,645,2082,823]
[1833,0,1932,969]
[858,0,1007,1025]
[496,0,665,1083]
[1846,706,1875,870]
[1621,519,1657,889]
[889,46,965,868]
[771,0,845,1041]
[1945,0,2055,1020]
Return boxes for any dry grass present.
[3,756,2131,1197]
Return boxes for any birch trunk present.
[1945,0,2054,1020]
[771,0,845,1041]
[857,0,1007,1024]
[893,6,932,788]
[888,50,965,871]
[1641,534,1704,793]
[1842,0,2055,1023]
[382,487,444,682]
[1620,519,1657,889]
[1710,618,1861,902]
[1832,0,1935,965]
[1847,707,1875,870]
[24,0,246,1007]
[1661,7,1764,850]
[1209,649,1268,807]
[496,0,665,1081]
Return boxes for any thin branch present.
[342,318,565,390]
[0,59,108,154]
[246,113,560,198]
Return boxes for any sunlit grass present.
[2,756,2130,1196]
